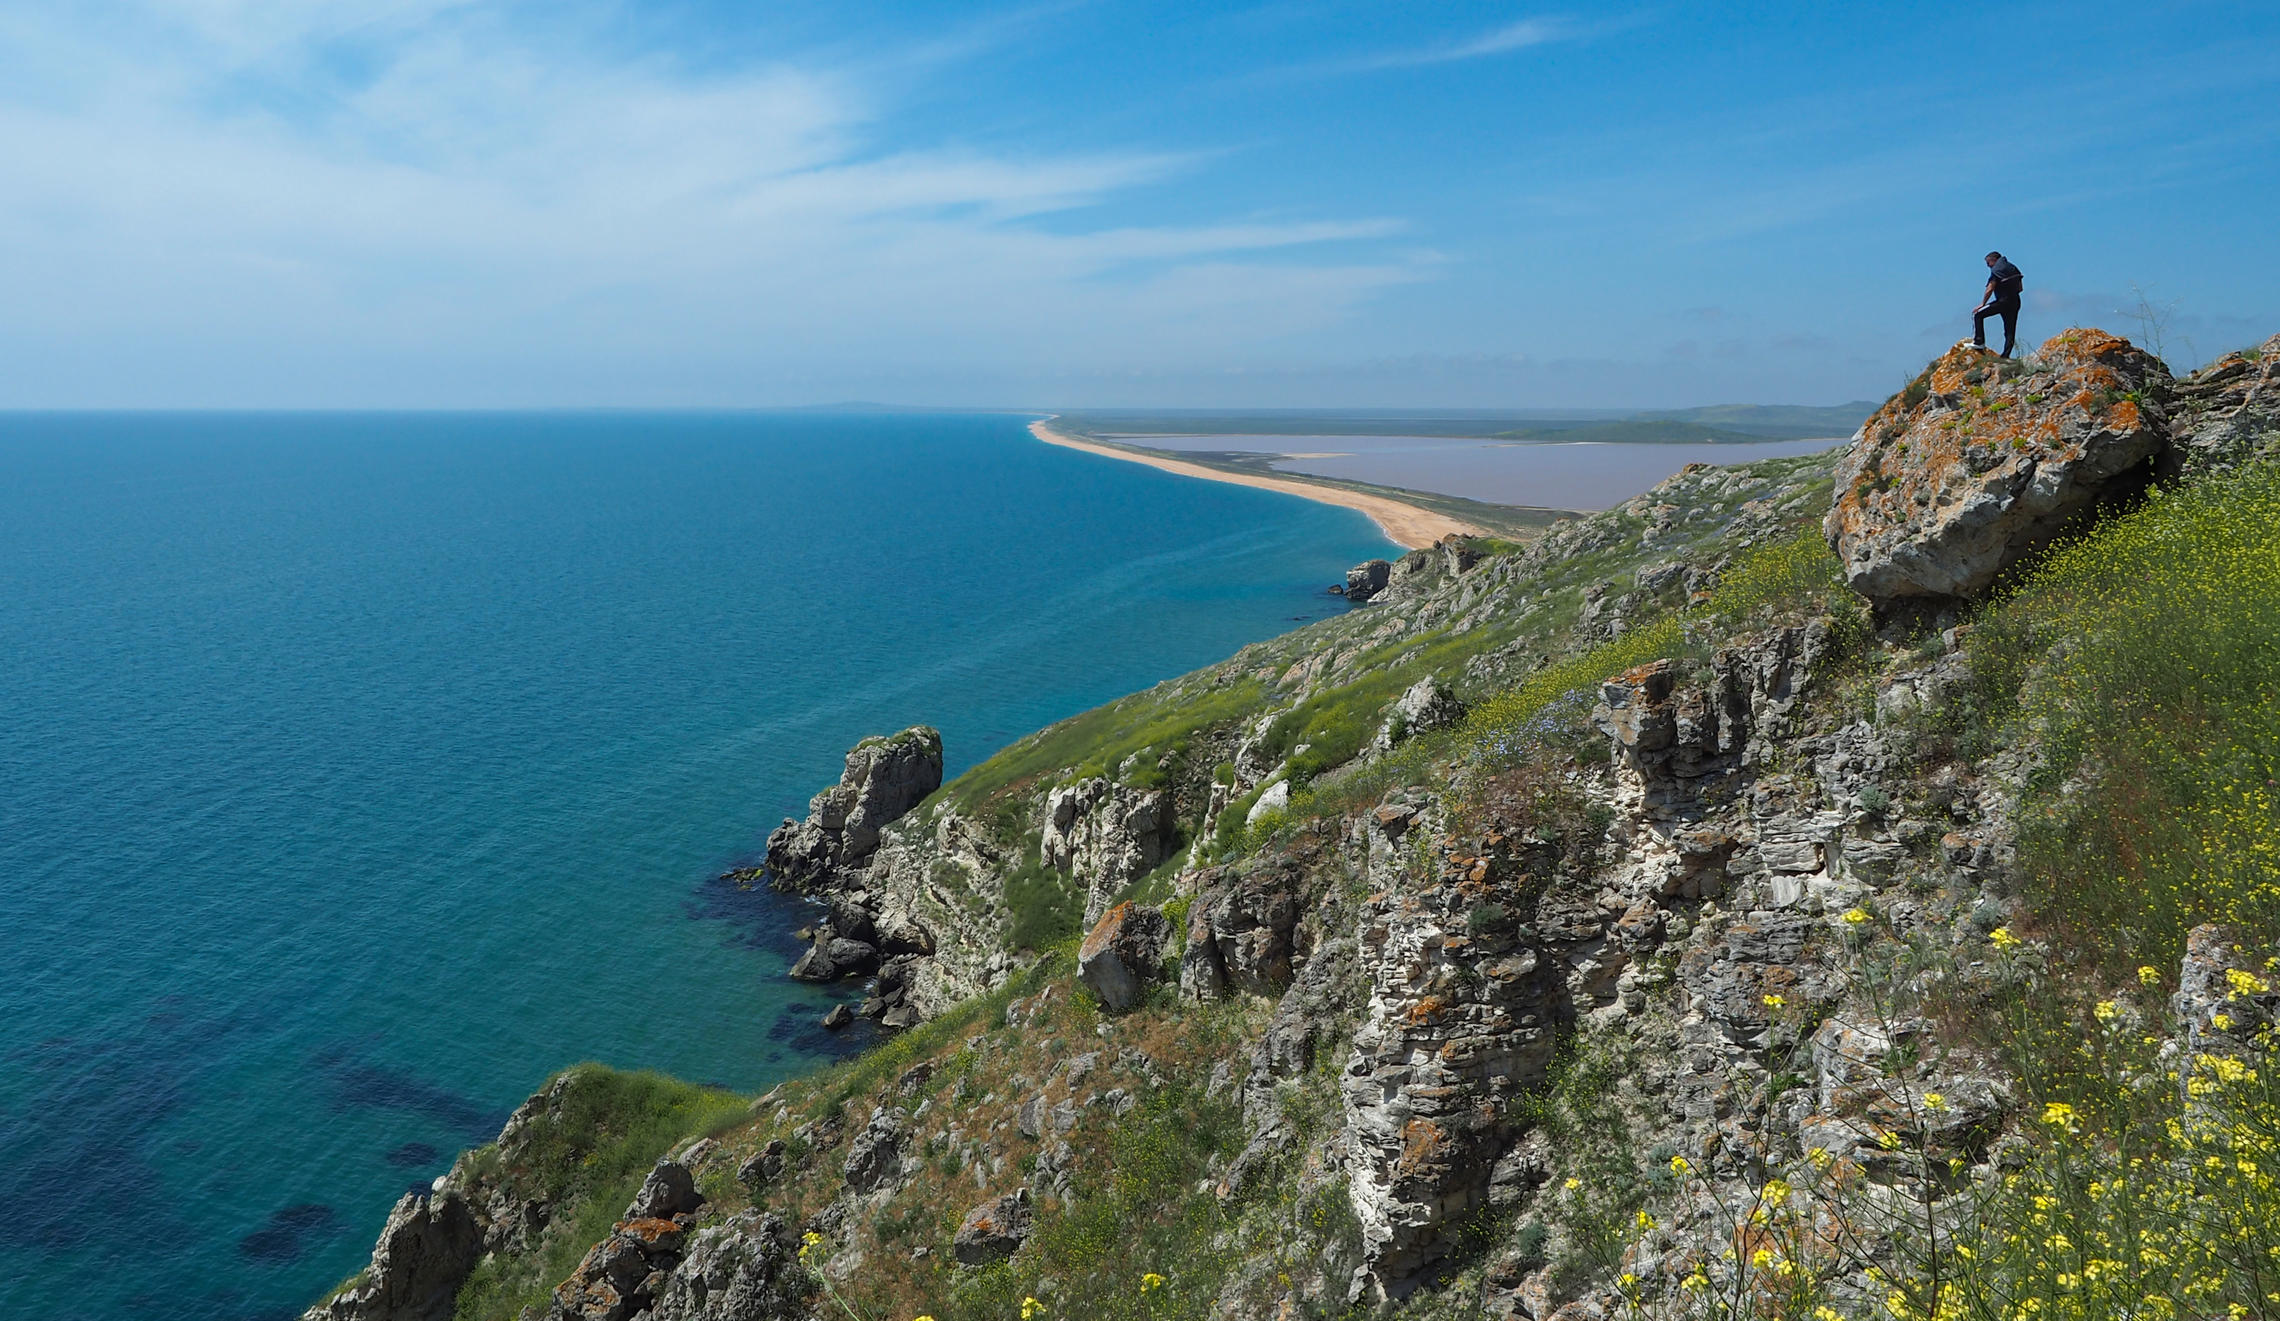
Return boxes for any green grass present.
[946,678,1269,813]
[452,1066,749,1321]
[1003,853,1084,951]
[1999,461,2280,969]
[941,1083,1247,1321]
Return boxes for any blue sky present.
[1,1,2275,408]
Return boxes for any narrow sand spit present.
[1029,419,1482,550]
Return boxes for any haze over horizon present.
[3,1,2275,410]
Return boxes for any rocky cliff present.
[317,330,2280,1321]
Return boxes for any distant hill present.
[1634,402,1877,439]
[1057,402,1874,443]
[1490,419,1789,445]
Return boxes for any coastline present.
[1029,417,1484,550]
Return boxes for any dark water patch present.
[237,1203,340,1263]
[383,1141,441,1168]
[311,1046,509,1142]
[764,1002,876,1058]
[685,867,817,956]
[0,1007,236,1250]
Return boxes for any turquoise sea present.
[0,412,1395,1319]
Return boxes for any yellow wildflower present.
[1764,993,1787,1008]
[1562,1177,1581,1193]
[2138,965,2162,986]
[1022,1299,1046,1321]
[2042,1101,2081,1132]
[1843,907,1870,925]
[1990,926,2021,949]
[2094,1001,2118,1022]
[1923,1091,1949,1111]
[1878,1129,1903,1150]
[2213,1012,2234,1031]
[1139,1273,1164,1294]
[1808,1146,1833,1169]
[1669,1154,1690,1176]
[2226,968,2269,995]
[1634,1209,1656,1230]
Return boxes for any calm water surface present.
[0,412,1395,1319]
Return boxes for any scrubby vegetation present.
[454,1068,748,1320]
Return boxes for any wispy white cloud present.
[1327,14,1576,73]
[0,1,1422,404]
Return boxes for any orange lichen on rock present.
[1823,328,2173,603]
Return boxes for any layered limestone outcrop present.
[764,727,943,890]
[2166,331,2280,478]
[1040,777,1176,925]
[1826,331,2170,603]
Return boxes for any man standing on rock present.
[1973,251,2024,357]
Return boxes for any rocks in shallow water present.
[1826,331,2171,604]
[821,1003,853,1030]
[1077,902,1172,1013]
[302,1189,483,1321]
[1344,558,1392,603]
[951,1189,1032,1265]
[764,727,944,891]
[788,929,882,983]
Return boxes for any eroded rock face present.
[1378,676,1464,749]
[2166,333,2280,478]
[952,1189,1033,1265]
[841,1107,911,1194]
[1342,824,1566,1297]
[1345,559,1392,603]
[1825,331,2171,603]
[765,727,944,890]
[641,1213,818,1321]
[1078,901,1172,1012]
[2172,924,2278,1108]
[1040,778,1176,925]
[302,1191,484,1321]
[1179,859,1305,1002]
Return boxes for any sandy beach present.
[1029,419,1482,550]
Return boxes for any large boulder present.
[1077,902,1173,1012]
[1825,331,2171,604]
[1040,778,1176,925]
[765,728,944,890]
[951,1190,1033,1265]
[2165,332,2280,479]
[627,1160,703,1220]
[302,1190,484,1321]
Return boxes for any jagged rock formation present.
[302,1189,483,1321]
[1378,675,1464,748]
[1344,558,1392,602]
[1827,331,2170,602]
[764,727,943,890]
[1177,857,1304,1001]
[1040,777,1176,924]
[2166,331,2280,477]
